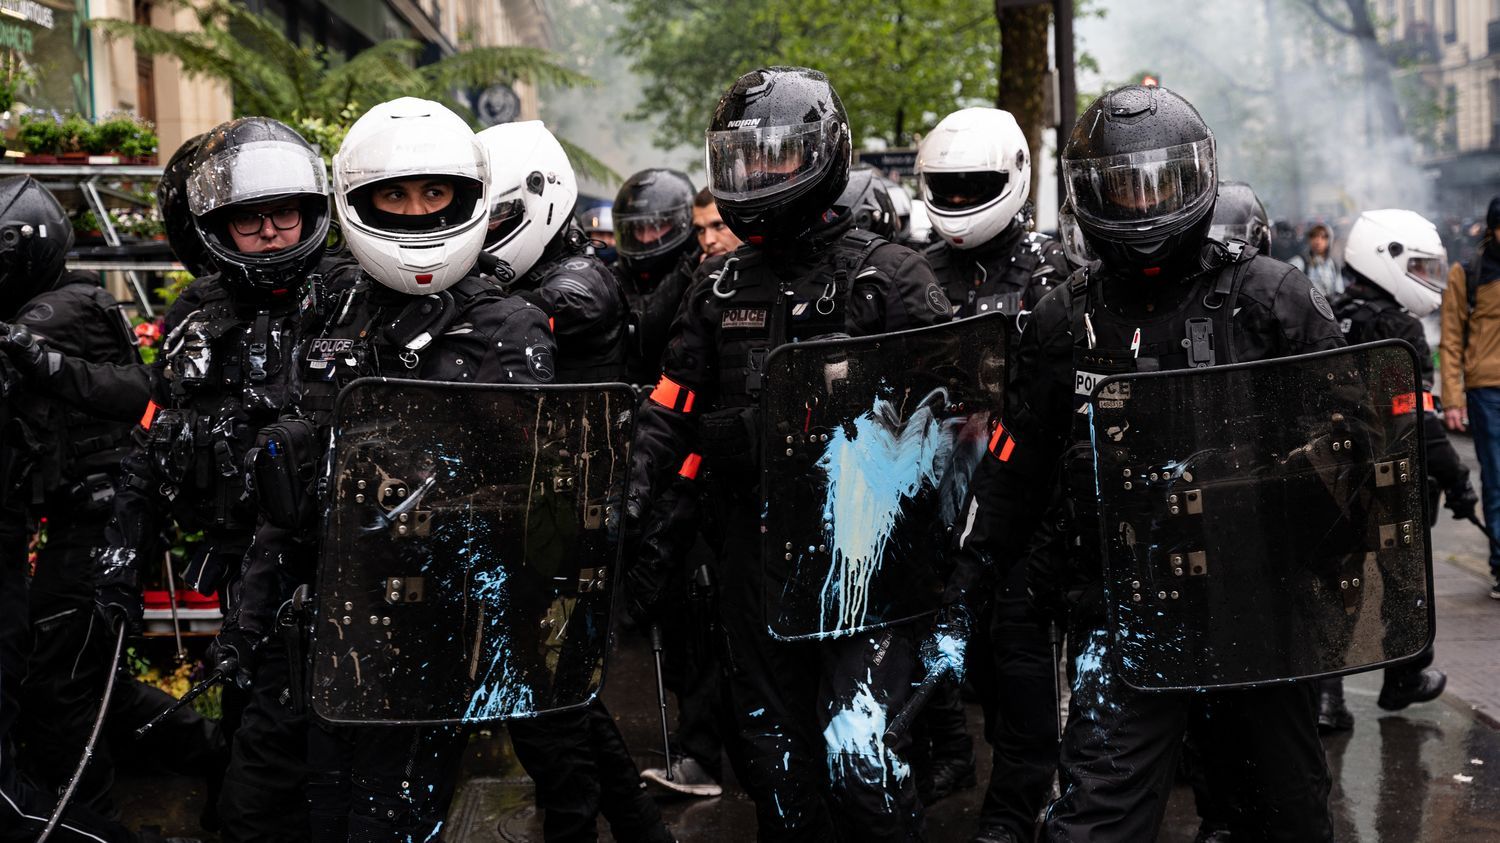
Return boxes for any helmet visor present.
[616,207,692,258]
[1209,223,1252,243]
[921,171,1009,214]
[187,141,327,217]
[484,196,526,248]
[706,117,842,203]
[1407,256,1447,292]
[1064,139,1216,229]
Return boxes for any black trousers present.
[966,561,1058,837]
[306,721,467,843]
[507,699,673,842]
[717,501,923,842]
[1043,626,1333,842]
[219,638,309,842]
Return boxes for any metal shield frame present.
[760,313,1008,641]
[1089,340,1435,691]
[309,377,634,724]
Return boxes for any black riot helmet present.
[187,117,330,296]
[1209,181,1272,254]
[706,66,852,242]
[1062,85,1218,276]
[835,166,899,240]
[613,168,697,279]
[157,133,216,278]
[0,176,73,318]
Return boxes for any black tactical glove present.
[95,580,144,634]
[0,321,47,374]
[1447,479,1480,522]
[207,626,259,689]
[918,603,973,684]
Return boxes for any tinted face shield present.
[921,170,1009,214]
[484,196,526,249]
[1407,255,1447,293]
[1064,139,1216,242]
[616,206,692,258]
[706,116,841,207]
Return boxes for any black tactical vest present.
[925,231,1062,320]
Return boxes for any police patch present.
[925,284,951,315]
[1309,285,1335,321]
[17,302,53,324]
[721,307,767,330]
[308,338,355,360]
[526,345,556,381]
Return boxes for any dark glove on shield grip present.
[1447,479,1479,521]
[0,321,47,374]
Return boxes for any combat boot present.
[1377,668,1447,711]
[1316,678,1353,733]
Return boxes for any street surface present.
[115,436,1500,841]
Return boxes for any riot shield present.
[310,378,633,724]
[1089,340,1434,690]
[761,313,1007,640]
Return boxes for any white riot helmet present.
[917,108,1031,249]
[333,97,490,295]
[1343,209,1448,317]
[476,121,578,279]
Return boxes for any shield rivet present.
[1183,471,1194,482]
[785,449,793,457]
[1132,593,1142,602]
[399,513,409,523]
[1344,440,1352,449]
[1174,568,1184,576]
[1170,591,1179,599]
[1340,580,1350,589]
[1169,495,1179,504]
[398,488,407,498]
[1332,442,1341,452]
[389,592,401,602]
[344,602,354,611]
[1351,577,1360,587]
[369,615,379,624]
[1150,472,1159,481]
[357,480,367,490]
[355,494,365,504]
[784,552,793,561]
[1169,506,1180,515]
[342,616,351,625]
[818,545,827,553]
[1123,481,1133,490]
[1123,469,1132,477]
[807,546,816,553]
[785,542,794,550]
[1131,580,1141,589]
[786,435,794,444]
[1157,591,1166,599]
[382,617,391,626]
[401,781,410,789]
[397,526,409,536]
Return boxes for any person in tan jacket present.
[1440,196,1500,598]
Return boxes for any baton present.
[1467,513,1499,553]
[134,668,225,739]
[648,623,674,780]
[37,622,127,843]
[883,667,948,746]
[162,552,185,661]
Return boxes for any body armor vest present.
[1062,242,1259,586]
[520,251,629,384]
[925,230,1062,320]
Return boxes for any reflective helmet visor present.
[706,116,842,203]
[187,140,327,217]
[1408,256,1447,292]
[1064,139,1215,229]
[484,196,526,248]
[921,170,1008,213]
[616,207,692,258]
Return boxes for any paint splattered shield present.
[1089,340,1435,691]
[760,313,1008,640]
[309,377,633,724]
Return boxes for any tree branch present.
[1301,0,1357,36]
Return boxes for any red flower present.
[134,320,163,346]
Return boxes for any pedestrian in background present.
[1291,222,1342,296]
[1440,197,1500,599]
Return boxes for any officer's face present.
[227,198,303,254]
[370,178,456,216]
[693,202,742,260]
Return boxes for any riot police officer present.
[913,107,1074,834]
[1317,208,1471,729]
[89,117,334,840]
[280,96,557,842]
[629,66,951,840]
[944,85,1339,842]
[1208,181,1273,254]
[612,167,701,387]
[477,120,674,842]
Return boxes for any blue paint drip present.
[460,506,536,722]
[812,387,959,635]
[822,672,912,806]
[748,707,765,718]
[921,632,966,679]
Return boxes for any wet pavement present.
[112,437,1500,841]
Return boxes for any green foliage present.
[88,0,611,180]
[15,109,156,156]
[616,0,998,150]
[17,111,65,153]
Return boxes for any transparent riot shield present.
[1089,340,1434,690]
[309,378,633,724]
[760,314,1007,640]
